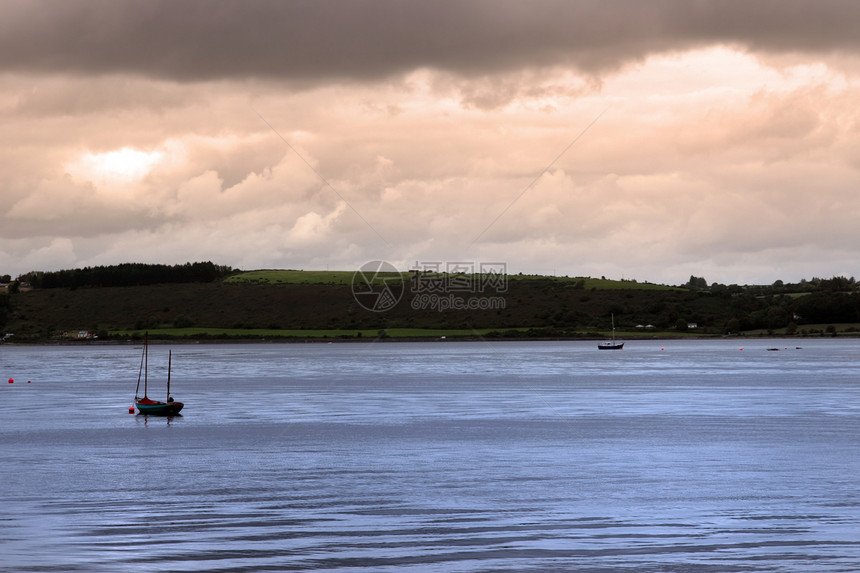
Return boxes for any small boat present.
[133,333,183,415]
[598,314,624,350]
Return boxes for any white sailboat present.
[598,313,623,350]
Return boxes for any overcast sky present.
[3,0,860,285]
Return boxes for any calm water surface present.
[1,339,858,572]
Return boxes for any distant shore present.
[5,268,859,344]
[1,333,842,346]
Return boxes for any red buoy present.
[7,378,12,384]
[128,406,135,414]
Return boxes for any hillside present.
[3,268,860,341]
[0,263,860,342]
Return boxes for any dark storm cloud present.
[2,0,859,82]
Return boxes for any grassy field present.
[223,270,369,285]
[108,325,856,341]
[112,327,529,339]
[551,277,680,291]
[740,323,860,336]
[111,325,709,340]
[225,269,680,290]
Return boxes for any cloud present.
[2,1,860,83]
[2,4,860,285]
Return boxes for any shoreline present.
[0,333,843,346]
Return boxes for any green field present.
[225,269,679,290]
[112,327,526,339]
[224,269,373,285]
[552,277,679,291]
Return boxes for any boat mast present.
[143,332,148,398]
[167,350,171,401]
[611,313,616,343]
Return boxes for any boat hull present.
[136,400,184,415]
[133,334,184,415]
[598,314,623,350]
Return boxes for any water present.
[1,339,858,572]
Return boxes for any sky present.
[2,0,860,285]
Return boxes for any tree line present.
[685,274,860,330]
[16,262,234,289]
[0,291,9,328]
[687,274,857,295]
[4,268,860,337]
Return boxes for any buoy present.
[128,406,135,414]
[27,380,31,384]
[7,378,12,384]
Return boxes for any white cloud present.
[2,43,860,285]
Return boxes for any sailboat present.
[132,333,184,415]
[597,313,624,350]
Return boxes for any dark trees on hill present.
[793,292,860,324]
[20,262,234,289]
[0,292,9,328]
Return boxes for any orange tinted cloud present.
[1,2,859,284]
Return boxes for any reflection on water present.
[1,339,859,571]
